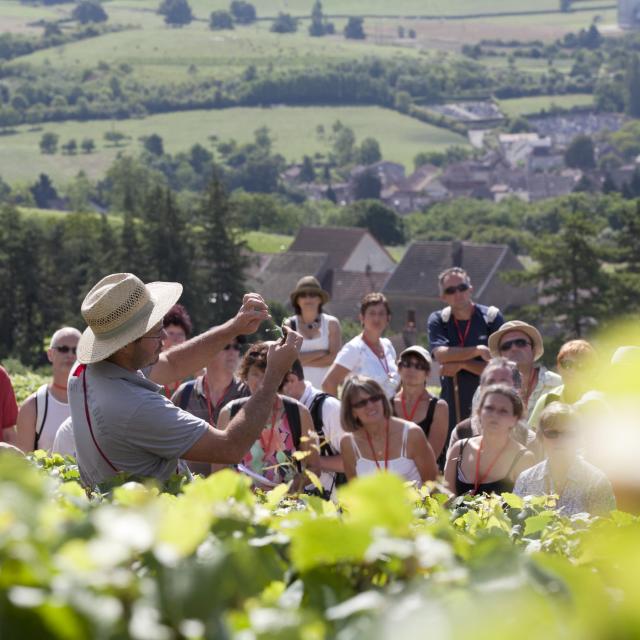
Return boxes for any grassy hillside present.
[499,93,595,117]
[1,106,469,184]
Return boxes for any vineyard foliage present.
[1,452,639,639]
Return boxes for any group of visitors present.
[0,265,623,515]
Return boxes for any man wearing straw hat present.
[68,273,302,487]
[488,320,561,421]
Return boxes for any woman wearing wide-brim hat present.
[283,276,342,389]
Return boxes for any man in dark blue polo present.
[427,267,504,443]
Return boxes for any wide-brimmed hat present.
[289,276,330,307]
[77,273,183,364]
[398,345,432,368]
[488,320,544,361]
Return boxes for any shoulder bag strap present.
[34,383,49,449]
[82,369,119,472]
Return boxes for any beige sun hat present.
[77,273,183,364]
[488,320,544,361]
[289,275,330,307]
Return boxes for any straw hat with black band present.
[77,273,183,364]
[289,276,330,308]
[488,320,544,362]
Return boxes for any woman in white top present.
[284,276,341,390]
[340,376,437,484]
[16,327,81,452]
[323,292,399,399]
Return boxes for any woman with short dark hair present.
[340,376,437,484]
[322,292,399,399]
[393,346,449,463]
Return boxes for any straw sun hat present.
[77,273,183,364]
[488,320,544,362]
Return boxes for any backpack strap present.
[177,380,195,411]
[282,397,302,449]
[308,392,332,454]
[423,397,438,435]
[484,305,500,325]
[34,384,49,449]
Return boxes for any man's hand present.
[440,362,461,377]
[476,345,491,362]
[232,293,270,335]
[265,329,303,380]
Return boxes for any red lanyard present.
[203,375,233,425]
[453,305,475,346]
[364,419,390,471]
[521,368,539,408]
[401,391,424,422]
[362,335,390,376]
[473,436,509,495]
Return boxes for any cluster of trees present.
[39,133,95,155]
[0,173,249,365]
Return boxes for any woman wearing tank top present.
[392,345,449,464]
[340,376,438,485]
[444,384,535,496]
[284,276,341,390]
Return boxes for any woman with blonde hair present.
[340,376,438,484]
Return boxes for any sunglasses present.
[560,359,586,371]
[399,359,429,371]
[298,292,320,299]
[224,343,242,351]
[443,282,470,296]
[53,345,77,354]
[351,394,384,410]
[542,429,578,440]
[499,338,532,352]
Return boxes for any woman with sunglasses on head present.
[445,384,535,496]
[16,327,82,453]
[340,376,438,484]
[393,346,449,464]
[514,402,615,516]
[323,292,399,400]
[284,277,341,390]
[217,342,316,489]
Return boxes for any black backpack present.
[307,392,347,488]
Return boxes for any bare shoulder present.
[18,393,37,412]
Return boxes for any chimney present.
[451,240,463,267]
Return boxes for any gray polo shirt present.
[69,361,208,487]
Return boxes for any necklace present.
[401,390,425,422]
[362,334,391,377]
[300,314,321,331]
[473,436,510,495]
[364,419,390,471]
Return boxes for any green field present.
[499,93,594,117]
[0,106,468,184]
